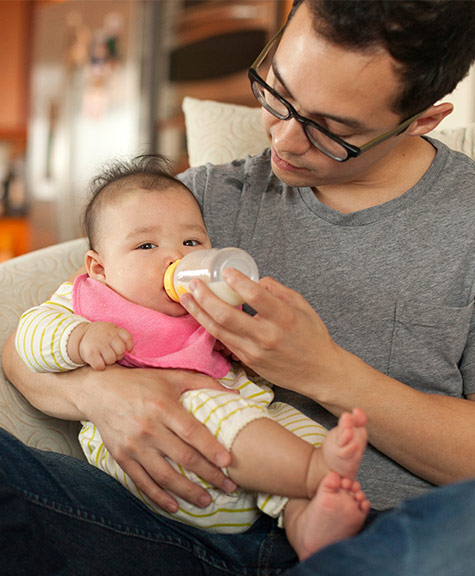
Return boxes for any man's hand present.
[2,333,237,512]
[180,270,340,396]
[68,322,134,371]
[81,364,237,512]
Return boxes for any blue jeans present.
[285,474,475,576]
[1,427,475,576]
[0,428,296,575]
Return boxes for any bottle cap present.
[163,259,182,302]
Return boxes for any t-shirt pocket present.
[388,300,473,394]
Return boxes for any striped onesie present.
[16,277,328,533]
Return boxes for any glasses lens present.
[250,35,351,162]
[305,125,349,161]
[251,81,289,120]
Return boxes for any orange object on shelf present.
[0,218,30,262]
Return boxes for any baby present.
[16,154,370,560]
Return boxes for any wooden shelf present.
[0,128,27,141]
[153,1,285,167]
[0,217,31,261]
[0,2,32,138]
[0,129,27,157]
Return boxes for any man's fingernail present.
[216,452,229,467]
[198,494,211,507]
[224,479,237,492]
[180,293,191,307]
[166,501,179,513]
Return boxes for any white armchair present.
[0,98,474,456]
[0,238,88,458]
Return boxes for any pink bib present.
[73,274,230,378]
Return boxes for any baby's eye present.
[183,239,200,247]
[137,243,157,250]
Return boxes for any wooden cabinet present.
[0,1,32,144]
[152,0,291,171]
[0,217,30,261]
[0,2,33,259]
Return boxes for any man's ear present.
[406,102,454,136]
[85,249,106,282]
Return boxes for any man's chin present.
[271,161,317,188]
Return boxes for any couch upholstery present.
[0,98,474,456]
[0,238,88,457]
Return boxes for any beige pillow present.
[183,97,268,167]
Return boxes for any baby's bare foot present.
[320,408,368,481]
[284,471,370,561]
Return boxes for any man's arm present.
[2,332,236,511]
[180,270,475,486]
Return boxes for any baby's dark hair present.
[290,0,475,119]
[83,154,192,251]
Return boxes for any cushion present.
[0,238,88,457]
[183,97,268,167]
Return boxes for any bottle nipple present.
[164,259,182,302]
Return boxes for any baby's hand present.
[69,322,134,371]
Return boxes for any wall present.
[437,64,475,130]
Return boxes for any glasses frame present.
[248,28,424,162]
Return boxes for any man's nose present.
[272,116,312,155]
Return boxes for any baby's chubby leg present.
[227,408,367,500]
[228,408,368,501]
[180,386,324,498]
[181,375,367,505]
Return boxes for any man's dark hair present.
[84,154,192,251]
[290,0,475,118]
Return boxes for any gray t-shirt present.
[179,138,475,510]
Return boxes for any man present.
[2,0,475,573]
[177,0,475,510]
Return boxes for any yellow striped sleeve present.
[15,281,90,373]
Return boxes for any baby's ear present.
[85,250,106,282]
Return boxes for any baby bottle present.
[164,247,259,306]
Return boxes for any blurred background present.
[0,0,473,261]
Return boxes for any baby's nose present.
[166,252,183,268]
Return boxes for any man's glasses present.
[248,28,424,162]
